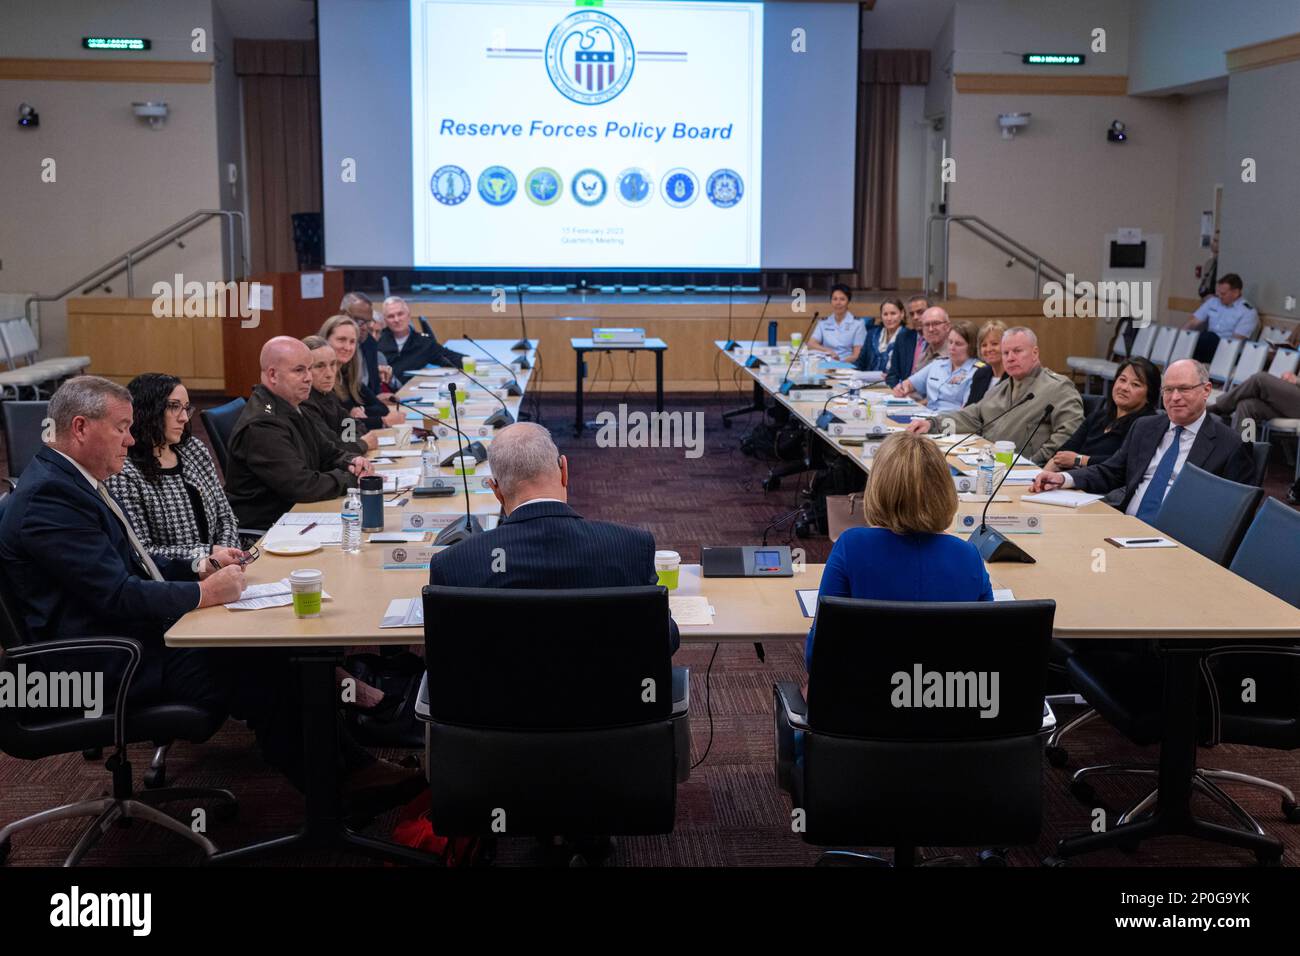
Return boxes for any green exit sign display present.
[83,37,152,51]
[1023,53,1084,65]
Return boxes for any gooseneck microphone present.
[462,334,523,395]
[967,403,1055,564]
[511,289,532,366]
[778,312,822,396]
[392,396,487,463]
[433,380,483,546]
[944,390,1036,455]
[742,294,773,368]
[815,386,858,429]
[455,367,515,428]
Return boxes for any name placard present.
[956,513,1043,534]
[383,545,440,569]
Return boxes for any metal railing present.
[24,208,250,334]
[924,213,1069,299]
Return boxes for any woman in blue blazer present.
[806,431,993,668]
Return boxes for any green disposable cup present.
[654,550,681,590]
[656,567,680,590]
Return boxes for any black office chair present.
[1081,393,1104,418]
[0,498,237,865]
[1047,464,1266,766]
[1,399,48,486]
[415,585,689,863]
[774,597,1056,866]
[1247,441,1272,488]
[1191,498,1300,824]
[199,397,245,475]
[417,316,434,338]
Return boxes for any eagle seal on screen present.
[545,10,635,105]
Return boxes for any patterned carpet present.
[1,390,1298,867]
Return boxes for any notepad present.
[1105,536,1178,549]
[668,595,714,626]
[380,598,424,627]
[1020,490,1105,508]
[226,580,333,611]
[376,436,396,447]
[796,589,819,618]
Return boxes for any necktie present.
[1134,426,1184,523]
[97,482,165,582]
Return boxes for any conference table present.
[164,337,1300,864]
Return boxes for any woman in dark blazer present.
[1041,357,1160,472]
[805,432,993,668]
[856,297,907,375]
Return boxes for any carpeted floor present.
[1,388,1298,867]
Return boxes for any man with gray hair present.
[340,290,390,390]
[427,422,679,653]
[1032,359,1254,515]
[377,295,465,386]
[908,325,1084,464]
[0,375,245,707]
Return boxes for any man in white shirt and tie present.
[1031,359,1254,516]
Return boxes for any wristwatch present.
[1074,455,1083,468]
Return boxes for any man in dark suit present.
[1031,359,1254,517]
[224,336,374,529]
[377,296,465,386]
[428,422,679,654]
[0,376,246,707]
[340,290,390,395]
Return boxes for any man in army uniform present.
[907,326,1084,465]
[225,336,374,529]
[1185,273,1258,363]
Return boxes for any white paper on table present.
[1001,467,1044,484]
[376,436,396,447]
[1020,490,1105,508]
[668,595,714,626]
[266,524,342,546]
[796,588,820,618]
[992,589,1016,602]
[368,532,428,543]
[371,457,394,465]
[226,579,333,611]
[378,449,424,458]
[958,493,1011,503]
[379,467,422,491]
[958,453,1033,467]
[1106,536,1178,549]
[407,367,455,378]
[384,498,410,509]
[275,512,341,525]
[380,598,424,628]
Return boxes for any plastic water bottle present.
[977,449,997,497]
[341,489,362,554]
[421,437,439,482]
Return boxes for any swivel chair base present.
[0,781,237,866]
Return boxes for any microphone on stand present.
[815,386,859,429]
[742,294,773,368]
[966,404,1055,564]
[722,285,739,352]
[462,334,523,395]
[432,379,483,546]
[511,288,532,367]
[456,367,515,428]
[392,396,487,463]
[778,312,822,396]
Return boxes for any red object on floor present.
[389,790,484,867]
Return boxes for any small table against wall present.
[569,337,668,436]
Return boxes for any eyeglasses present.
[165,401,195,416]
[1161,383,1209,397]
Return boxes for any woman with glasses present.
[105,372,246,568]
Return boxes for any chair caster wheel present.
[143,767,165,789]
[1282,798,1300,823]
[1045,746,1069,768]
[1069,780,1097,805]
[1041,855,1067,867]
[82,747,103,761]
[978,849,1007,867]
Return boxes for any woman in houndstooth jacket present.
[105,373,241,563]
